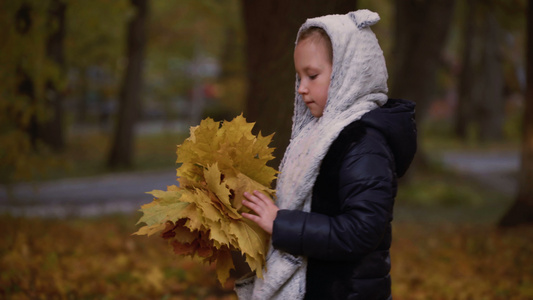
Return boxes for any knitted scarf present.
[235,10,388,300]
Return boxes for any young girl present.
[238,10,416,300]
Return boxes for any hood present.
[361,99,417,177]
[291,9,389,138]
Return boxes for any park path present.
[0,150,520,218]
[0,169,177,218]
[440,150,520,196]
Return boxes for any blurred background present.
[0,0,532,299]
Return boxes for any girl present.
[239,10,416,300]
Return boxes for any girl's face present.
[294,38,332,118]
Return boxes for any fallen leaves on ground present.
[1,214,532,299]
[0,214,236,299]
[391,222,533,300]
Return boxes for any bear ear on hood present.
[348,9,380,29]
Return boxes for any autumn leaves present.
[134,114,277,284]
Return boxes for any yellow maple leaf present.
[182,205,206,232]
[226,172,275,211]
[132,222,167,237]
[136,199,189,227]
[216,114,255,146]
[206,220,233,248]
[228,218,268,272]
[204,163,242,219]
[176,163,204,188]
[184,189,225,224]
[244,252,264,279]
[177,118,220,167]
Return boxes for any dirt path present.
[0,169,177,217]
[439,150,519,196]
[0,150,520,218]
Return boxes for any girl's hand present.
[241,190,279,235]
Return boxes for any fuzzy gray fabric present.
[235,9,388,300]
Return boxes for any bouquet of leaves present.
[134,114,277,284]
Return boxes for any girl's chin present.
[306,104,323,118]
[310,110,323,118]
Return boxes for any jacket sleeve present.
[271,131,395,261]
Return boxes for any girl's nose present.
[298,84,307,95]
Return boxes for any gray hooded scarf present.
[235,9,388,300]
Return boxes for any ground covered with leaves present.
[0,214,236,300]
[0,210,531,300]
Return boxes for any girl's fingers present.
[252,190,272,205]
[242,198,262,214]
[241,191,277,235]
[243,191,274,215]
[245,192,266,206]
[242,212,259,222]
[244,191,259,203]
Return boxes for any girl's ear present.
[348,10,380,29]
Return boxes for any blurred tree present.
[40,0,67,151]
[145,0,242,124]
[0,0,66,183]
[456,0,505,142]
[455,0,476,140]
[242,0,358,168]
[66,0,129,125]
[500,0,533,227]
[13,3,38,147]
[389,0,456,168]
[214,0,247,120]
[108,0,149,169]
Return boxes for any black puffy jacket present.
[272,99,417,300]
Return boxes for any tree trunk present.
[499,1,533,227]
[476,2,504,142]
[456,0,475,140]
[242,0,357,169]
[107,0,148,169]
[15,3,39,149]
[40,0,67,151]
[77,68,89,124]
[389,0,456,169]
[456,0,504,142]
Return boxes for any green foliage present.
[64,0,131,113]
[66,0,130,69]
[0,0,132,183]
[146,0,246,117]
[0,0,63,183]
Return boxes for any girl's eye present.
[309,74,318,80]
